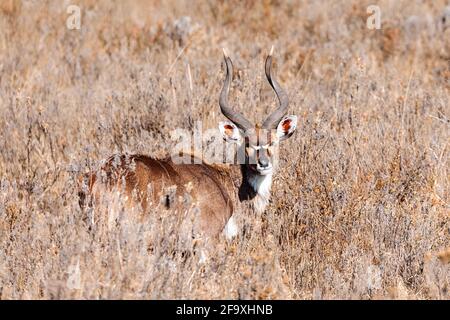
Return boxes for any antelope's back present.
[79,154,235,237]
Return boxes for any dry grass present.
[0,0,449,299]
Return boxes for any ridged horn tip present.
[222,48,229,58]
[269,45,274,57]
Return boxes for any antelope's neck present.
[247,172,273,213]
[236,166,273,213]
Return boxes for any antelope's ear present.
[219,121,242,144]
[276,115,297,141]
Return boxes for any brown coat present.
[79,154,241,238]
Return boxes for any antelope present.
[79,47,297,243]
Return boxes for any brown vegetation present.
[0,0,448,299]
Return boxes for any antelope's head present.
[218,47,297,176]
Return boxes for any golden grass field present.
[0,0,449,299]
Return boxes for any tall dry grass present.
[0,0,449,299]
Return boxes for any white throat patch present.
[247,173,273,213]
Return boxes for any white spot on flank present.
[224,215,238,240]
[198,249,208,264]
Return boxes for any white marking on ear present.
[219,121,242,144]
[276,115,297,141]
